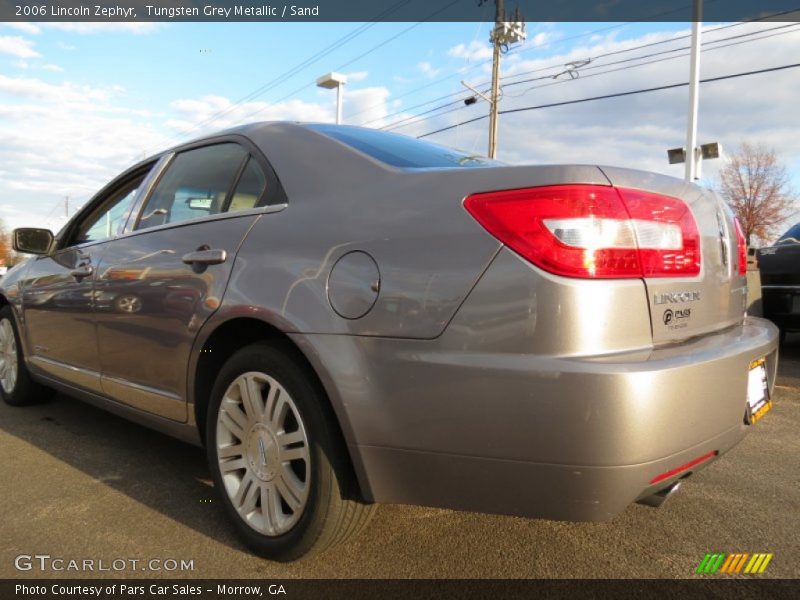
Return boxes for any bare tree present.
[0,219,17,266]
[717,143,796,246]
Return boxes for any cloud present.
[448,40,493,62]
[3,23,41,35]
[344,71,368,82]
[418,61,441,79]
[0,36,40,59]
[395,23,800,200]
[0,76,166,231]
[41,64,64,72]
[43,23,163,35]
[165,95,333,138]
[0,74,115,102]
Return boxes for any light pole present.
[316,72,347,125]
[684,0,703,181]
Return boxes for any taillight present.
[733,217,747,275]
[464,184,701,279]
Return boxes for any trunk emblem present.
[653,291,701,304]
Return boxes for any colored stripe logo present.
[696,553,773,574]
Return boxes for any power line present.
[382,22,800,133]
[152,0,413,149]
[416,62,800,139]
[234,0,463,125]
[367,9,800,130]
[353,2,715,127]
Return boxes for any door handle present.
[182,249,227,266]
[70,265,94,280]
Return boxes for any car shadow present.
[0,392,246,553]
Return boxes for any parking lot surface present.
[1,336,799,579]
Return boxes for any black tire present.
[0,305,51,407]
[206,341,375,561]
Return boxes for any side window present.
[136,143,248,230]
[228,157,267,213]
[72,181,141,246]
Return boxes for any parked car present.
[0,123,779,561]
[758,222,800,343]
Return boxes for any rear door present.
[599,168,747,343]
[94,140,274,421]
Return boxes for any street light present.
[316,72,347,125]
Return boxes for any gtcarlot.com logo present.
[14,554,195,573]
[696,552,773,574]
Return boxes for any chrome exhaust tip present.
[637,482,681,508]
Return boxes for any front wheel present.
[0,305,51,406]
[206,342,374,561]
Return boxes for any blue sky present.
[1,19,799,238]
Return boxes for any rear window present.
[777,223,800,245]
[307,124,501,170]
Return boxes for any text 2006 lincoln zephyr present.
[0,123,778,560]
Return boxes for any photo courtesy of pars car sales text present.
[15,584,286,596]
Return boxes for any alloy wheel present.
[0,318,18,394]
[116,295,142,313]
[216,371,311,536]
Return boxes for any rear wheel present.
[206,342,374,561]
[0,306,51,406]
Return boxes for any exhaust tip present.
[637,482,682,508]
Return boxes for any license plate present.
[747,357,771,424]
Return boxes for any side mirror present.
[13,228,54,255]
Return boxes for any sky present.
[1,17,799,239]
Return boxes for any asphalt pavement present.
[1,336,798,579]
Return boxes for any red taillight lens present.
[464,184,701,279]
[733,217,747,276]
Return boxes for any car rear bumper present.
[292,316,779,521]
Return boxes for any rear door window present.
[135,143,249,230]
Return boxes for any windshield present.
[776,223,800,245]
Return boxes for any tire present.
[0,305,51,406]
[206,341,375,561]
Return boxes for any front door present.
[21,171,147,393]
[94,142,271,421]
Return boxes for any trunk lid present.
[599,167,747,344]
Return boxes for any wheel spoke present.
[232,471,256,509]
[281,446,309,463]
[240,376,264,420]
[270,395,289,429]
[276,473,302,511]
[264,384,279,421]
[219,409,245,441]
[222,400,249,431]
[261,483,280,534]
[277,430,304,447]
[220,457,247,473]
[241,479,260,515]
[218,443,244,459]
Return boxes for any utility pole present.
[485,0,525,159]
[488,0,504,159]
[684,0,703,181]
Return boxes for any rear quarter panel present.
[229,123,614,338]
